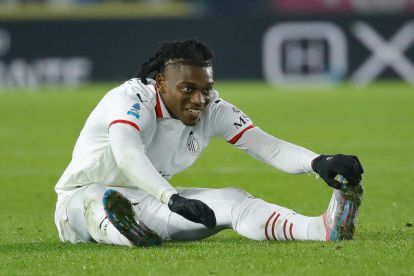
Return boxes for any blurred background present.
[1,3,414,273]
[1,0,414,89]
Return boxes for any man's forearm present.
[109,123,177,204]
[234,127,319,173]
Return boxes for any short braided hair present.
[137,39,214,84]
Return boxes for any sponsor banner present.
[273,0,414,13]
[0,15,414,88]
[272,0,351,13]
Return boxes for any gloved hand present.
[311,154,364,190]
[168,194,216,229]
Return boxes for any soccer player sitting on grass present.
[54,39,364,246]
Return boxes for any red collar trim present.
[153,84,173,119]
[155,91,163,118]
[154,86,164,118]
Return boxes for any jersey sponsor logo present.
[233,114,251,129]
[187,131,200,155]
[232,106,241,114]
[127,102,141,119]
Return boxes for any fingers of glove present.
[189,200,216,229]
[339,169,361,186]
[176,199,216,228]
[340,160,362,185]
[353,156,364,174]
[170,200,201,223]
[186,201,204,222]
[330,156,361,185]
[326,178,346,190]
[198,204,216,229]
[340,155,364,176]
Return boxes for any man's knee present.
[217,187,253,203]
[84,184,106,197]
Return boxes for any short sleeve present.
[207,97,255,144]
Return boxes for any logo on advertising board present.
[0,28,93,88]
[263,22,347,87]
[263,21,414,87]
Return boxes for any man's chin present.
[181,112,201,126]
[182,119,197,126]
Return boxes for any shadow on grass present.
[1,228,411,254]
[0,235,245,254]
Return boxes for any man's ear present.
[155,73,165,93]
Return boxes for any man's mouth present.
[185,108,202,116]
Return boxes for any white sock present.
[83,185,132,246]
[231,197,326,241]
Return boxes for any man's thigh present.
[162,187,251,240]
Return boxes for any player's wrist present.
[311,154,324,173]
[160,189,178,205]
[168,193,180,208]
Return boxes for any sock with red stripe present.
[231,198,325,241]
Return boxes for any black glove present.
[168,194,216,229]
[312,154,364,189]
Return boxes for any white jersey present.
[55,79,256,196]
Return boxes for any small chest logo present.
[187,131,200,156]
[127,103,141,119]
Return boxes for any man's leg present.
[59,184,362,244]
[62,184,132,245]
[161,186,362,241]
[230,186,363,241]
[62,184,161,246]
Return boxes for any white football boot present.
[323,176,364,241]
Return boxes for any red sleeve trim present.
[228,124,255,144]
[109,120,140,132]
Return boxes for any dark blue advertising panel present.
[0,15,414,88]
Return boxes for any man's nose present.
[190,90,205,106]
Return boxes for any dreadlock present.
[137,39,214,84]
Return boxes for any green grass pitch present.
[0,81,413,275]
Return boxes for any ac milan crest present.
[187,131,200,155]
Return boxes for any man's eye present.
[202,89,212,95]
[201,89,212,97]
[182,87,193,93]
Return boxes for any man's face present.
[157,63,214,126]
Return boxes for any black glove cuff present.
[311,154,325,173]
[168,193,179,209]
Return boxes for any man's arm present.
[208,96,363,189]
[108,123,216,228]
[233,127,364,189]
[233,127,318,174]
[109,123,177,204]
